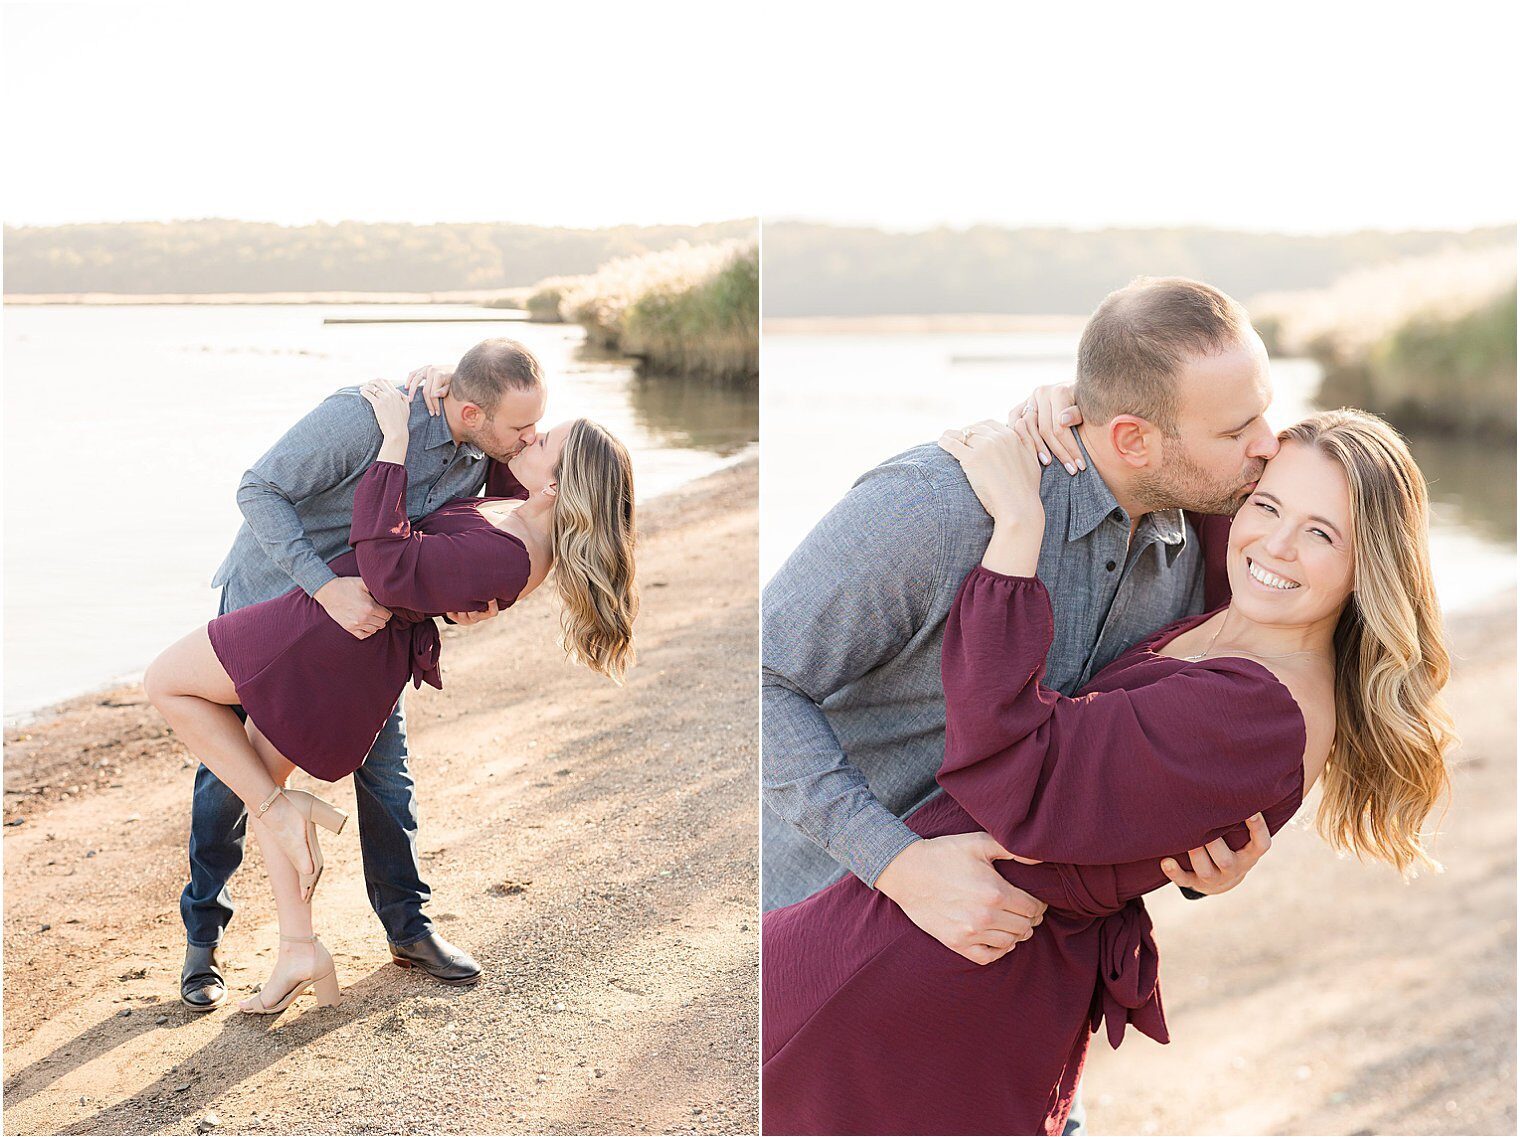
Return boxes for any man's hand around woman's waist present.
[875,812,1271,965]
[875,832,1048,966]
[1163,812,1273,897]
[446,599,500,626]
[315,576,391,640]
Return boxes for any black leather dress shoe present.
[180,943,227,1011]
[388,933,482,986]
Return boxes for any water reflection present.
[567,340,758,456]
[1404,432,1516,543]
[628,371,759,456]
[3,306,760,716]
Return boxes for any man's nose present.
[1247,425,1280,461]
[519,426,539,447]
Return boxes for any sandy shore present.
[2,460,758,1136]
[1084,591,1516,1136]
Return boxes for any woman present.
[761,409,1453,1135]
[145,381,638,1014]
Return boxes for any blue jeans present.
[1063,1080,1087,1135]
[180,695,434,948]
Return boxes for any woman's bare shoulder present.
[1260,656,1337,784]
[499,514,552,598]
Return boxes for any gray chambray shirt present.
[213,387,491,612]
[761,434,1206,911]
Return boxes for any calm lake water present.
[762,330,1516,610]
[4,304,757,718]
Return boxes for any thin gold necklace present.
[1184,618,1321,663]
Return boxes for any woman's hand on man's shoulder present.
[937,418,1045,527]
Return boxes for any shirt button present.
[1106,560,1117,572]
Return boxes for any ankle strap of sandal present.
[256,787,282,816]
[279,934,318,943]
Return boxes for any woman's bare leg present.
[144,627,314,879]
[241,724,323,1008]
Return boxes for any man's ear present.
[1108,415,1162,470]
[459,402,483,428]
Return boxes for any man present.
[761,277,1279,1132]
[180,337,546,1009]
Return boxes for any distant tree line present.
[761,222,1515,315]
[2,219,757,294]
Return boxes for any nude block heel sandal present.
[256,787,348,902]
[297,792,348,835]
[310,963,342,1007]
[239,935,341,1014]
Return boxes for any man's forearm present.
[760,457,951,887]
[761,673,920,887]
[236,476,339,597]
[232,389,382,598]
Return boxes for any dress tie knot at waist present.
[1090,897,1169,1049]
[407,618,443,691]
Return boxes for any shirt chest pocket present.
[411,458,463,515]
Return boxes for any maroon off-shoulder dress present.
[207,461,532,781]
[761,567,1307,1136]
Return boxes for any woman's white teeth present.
[1248,559,1300,590]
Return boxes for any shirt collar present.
[1065,431,1124,541]
[1065,430,1189,559]
[1147,509,1186,547]
[422,404,483,459]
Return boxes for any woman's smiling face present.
[506,421,572,495]
[1226,438,1356,626]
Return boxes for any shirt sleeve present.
[235,390,383,598]
[938,566,1305,865]
[761,462,952,888]
[349,462,530,615]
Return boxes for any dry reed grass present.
[529,240,758,381]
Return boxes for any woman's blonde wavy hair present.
[550,419,638,683]
[1281,409,1456,876]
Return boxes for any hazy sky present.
[2,3,758,228]
[4,2,1515,233]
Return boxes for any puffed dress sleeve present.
[939,566,1305,864]
[348,461,531,616]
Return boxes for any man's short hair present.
[453,338,544,411]
[1074,277,1254,436]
